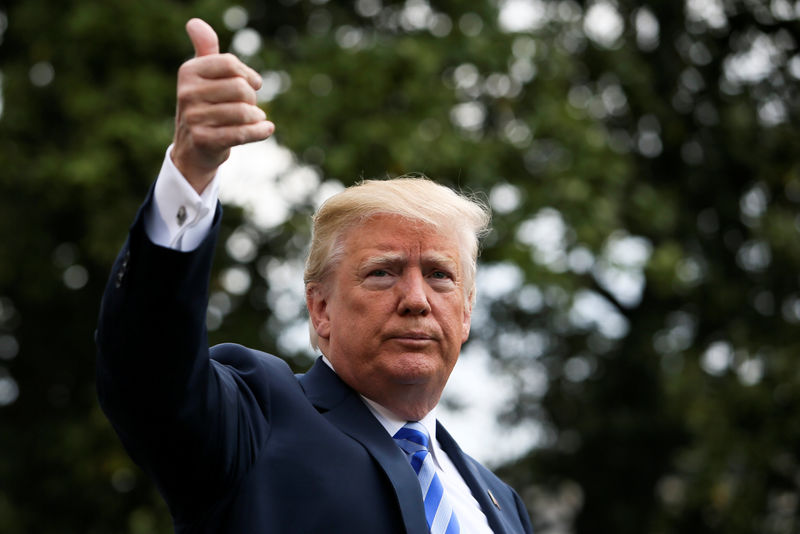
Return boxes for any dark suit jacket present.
[96,193,534,533]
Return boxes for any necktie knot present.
[393,422,430,453]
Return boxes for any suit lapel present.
[437,422,511,534]
[298,358,429,534]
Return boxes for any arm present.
[96,18,275,517]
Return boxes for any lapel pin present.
[487,489,501,510]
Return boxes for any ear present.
[306,283,331,340]
[460,293,473,344]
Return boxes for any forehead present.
[340,214,462,262]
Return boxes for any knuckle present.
[183,107,205,125]
[218,54,242,74]
[226,104,245,124]
[231,78,256,103]
[176,85,198,105]
[238,103,257,122]
[231,128,248,146]
[177,62,193,77]
[234,127,253,147]
[233,77,251,95]
[220,53,239,66]
[177,59,203,80]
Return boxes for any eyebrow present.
[421,252,459,271]
[359,252,407,270]
[359,251,459,273]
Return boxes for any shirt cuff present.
[144,144,220,251]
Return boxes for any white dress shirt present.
[144,148,494,532]
[145,145,219,251]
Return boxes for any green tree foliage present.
[0,0,798,533]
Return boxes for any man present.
[96,18,533,534]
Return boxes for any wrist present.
[170,145,226,194]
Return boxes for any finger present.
[180,77,258,106]
[186,18,219,57]
[184,55,262,89]
[185,103,267,127]
[234,120,276,144]
[192,122,276,150]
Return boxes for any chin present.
[382,353,443,385]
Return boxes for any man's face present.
[307,214,472,420]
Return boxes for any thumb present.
[186,18,219,57]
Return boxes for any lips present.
[387,330,437,343]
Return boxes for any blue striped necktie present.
[393,422,461,534]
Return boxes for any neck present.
[320,355,440,421]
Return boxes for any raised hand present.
[171,18,275,193]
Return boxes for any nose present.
[397,269,431,316]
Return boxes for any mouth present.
[388,331,437,346]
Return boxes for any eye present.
[429,270,452,280]
[362,268,395,290]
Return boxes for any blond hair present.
[304,176,491,350]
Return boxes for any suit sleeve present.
[512,487,534,534]
[95,188,271,519]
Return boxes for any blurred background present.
[1,0,799,532]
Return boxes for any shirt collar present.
[321,356,443,467]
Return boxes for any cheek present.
[328,295,383,345]
[439,299,470,344]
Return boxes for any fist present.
[172,18,275,193]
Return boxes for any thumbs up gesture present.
[171,18,275,193]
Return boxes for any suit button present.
[115,251,130,288]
